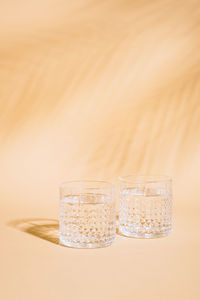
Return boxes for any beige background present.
[1,0,200,299]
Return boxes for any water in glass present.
[60,193,115,248]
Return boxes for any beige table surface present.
[1,0,200,299]
[1,207,200,300]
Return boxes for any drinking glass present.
[59,180,116,248]
[118,175,173,238]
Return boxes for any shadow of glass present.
[8,218,60,245]
[8,215,122,246]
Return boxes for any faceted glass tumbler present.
[59,180,116,248]
[118,175,173,238]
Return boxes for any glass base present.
[60,237,115,248]
[119,227,172,239]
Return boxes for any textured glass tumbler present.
[59,180,116,248]
[119,175,173,238]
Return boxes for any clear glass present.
[59,180,116,248]
[118,175,173,238]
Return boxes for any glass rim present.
[118,174,172,183]
[60,180,115,189]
